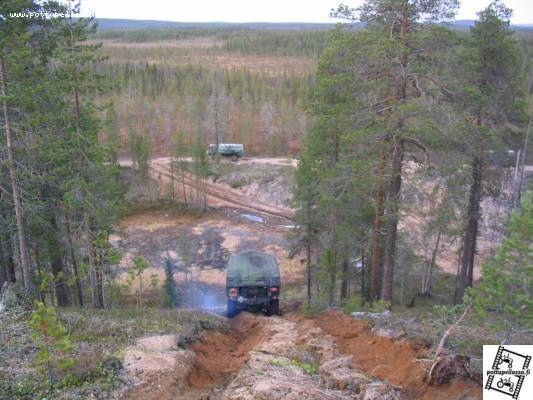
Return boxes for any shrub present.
[344,297,390,314]
[163,257,181,307]
[471,191,533,330]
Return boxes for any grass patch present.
[344,297,390,314]
[228,177,249,189]
[268,356,318,375]
[291,359,319,375]
[62,307,228,346]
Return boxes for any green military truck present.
[207,143,244,161]
[226,250,280,317]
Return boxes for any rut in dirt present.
[187,312,268,388]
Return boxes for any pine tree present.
[30,303,74,388]
[472,191,532,331]
[124,256,150,311]
[0,0,48,294]
[331,0,462,304]
[454,0,527,304]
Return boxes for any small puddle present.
[281,224,296,229]
[240,213,263,223]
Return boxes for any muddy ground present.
[112,208,304,311]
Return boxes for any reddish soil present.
[311,311,481,400]
[187,312,268,388]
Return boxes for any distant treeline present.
[93,27,226,42]
[220,30,330,57]
[92,27,330,57]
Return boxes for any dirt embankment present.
[123,311,481,400]
[311,311,481,400]
[123,313,271,400]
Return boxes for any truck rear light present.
[229,288,238,297]
[270,287,278,292]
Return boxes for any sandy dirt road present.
[119,157,296,219]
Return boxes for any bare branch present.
[436,303,472,357]
[416,74,455,97]
[401,136,430,165]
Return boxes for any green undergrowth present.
[1,306,228,400]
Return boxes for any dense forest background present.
[94,27,325,157]
[91,20,533,161]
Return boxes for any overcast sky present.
[77,0,533,24]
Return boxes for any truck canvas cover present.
[219,143,243,154]
[227,251,280,287]
[208,143,244,155]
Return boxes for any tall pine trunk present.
[42,186,70,306]
[379,13,409,305]
[381,140,404,302]
[65,212,84,306]
[454,155,483,304]
[370,147,387,301]
[340,258,349,300]
[0,58,33,292]
[328,211,338,306]
[85,212,104,308]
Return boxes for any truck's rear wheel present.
[227,300,239,318]
[268,300,280,316]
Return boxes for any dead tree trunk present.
[0,242,6,289]
[170,152,176,201]
[0,57,33,292]
[454,155,483,304]
[381,139,404,303]
[513,119,530,208]
[360,248,366,299]
[421,231,441,295]
[306,242,312,306]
